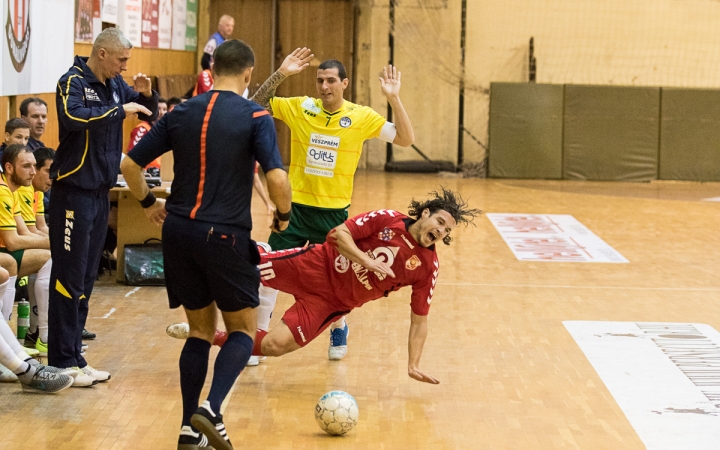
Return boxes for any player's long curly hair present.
[407,187,482,245]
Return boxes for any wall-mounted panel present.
[660,88,720,181]
[563,85,659,181]
[488,83,564,179]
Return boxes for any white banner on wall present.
[486,213,628,263]
[2,0,74,95]
[564,321,720,450]
[171,0,186,50]
[157,0,171,48]
[102,0,119,24]
[117,0,142,47]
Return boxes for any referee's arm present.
[265,168,291,232]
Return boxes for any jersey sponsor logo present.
[371,246,399,281]
[354,209,398,226]
[405,255,421,270]
[297,326,307,343]
[334,255,350,273]
[310,133,340,149]
[64,210,74,251]
[339,116,352,128]
[303,110,316,118]
[304,166,334,178]
[84,88,100,102]
[378,228,395,241]
[306,146,337,170]
[301,97,321,114]
[401,234,414,249]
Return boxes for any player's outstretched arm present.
[327,224,395,279]
[379,65,415,147]
[408,312,439,384]
[251,47,314,113]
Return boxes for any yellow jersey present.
[17,185,36,226]
[34,191,45,217]
[270,96,386,209]
[0,174,21,248]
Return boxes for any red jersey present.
[323,210,439,316]
[193,69,213,97]
[127,122,161,169]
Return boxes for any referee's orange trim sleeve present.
[190,92,219,219]
[252,110,269,118]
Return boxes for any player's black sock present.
[207,331,253,412]
[180,337,211,427]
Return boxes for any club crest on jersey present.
[339,116,352,128]
[5,0,30,72]
[405,255,422,271]
[334,255,349,273]
[378,228,395,241]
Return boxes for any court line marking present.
[125,287,141,297]
[94,308,117,319]
[438,282,720,291]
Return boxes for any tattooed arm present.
[251,47,314,113]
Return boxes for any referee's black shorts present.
[162,213,261,312]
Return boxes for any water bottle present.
[17,299,29,340]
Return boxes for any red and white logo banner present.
[486,213,628,263]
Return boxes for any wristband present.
[139,191,157,208]
[276,209,291,222]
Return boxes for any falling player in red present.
[167,188,480,384]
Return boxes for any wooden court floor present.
[1,171,720,449]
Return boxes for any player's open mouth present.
[427,231,437,241]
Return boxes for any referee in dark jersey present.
[121,40,291,450]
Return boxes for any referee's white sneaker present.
[60,367,98,387]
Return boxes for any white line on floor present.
[438,282,720,291]
[94,308,116,319]
[125,287,141,297]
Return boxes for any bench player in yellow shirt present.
[250,47,415,361]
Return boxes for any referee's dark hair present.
[319,60,347,80]
[213,39,255,77]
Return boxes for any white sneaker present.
[82,365,111,382]
[60,367,98,387]
[0,363,18,382]
[166,322,190,340]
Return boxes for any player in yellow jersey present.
[250,48,415,361]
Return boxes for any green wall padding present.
[488,83,564,179]
[563,85,659,181]
[660,88,720,181]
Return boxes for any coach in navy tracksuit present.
[49,27,157,381]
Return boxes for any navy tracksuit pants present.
[47,182,109,369]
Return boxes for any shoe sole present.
[21,378,74,394]
[166,324,189,340]
[191,414,233,450]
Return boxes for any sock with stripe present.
[179,337,211,427]
[206,331,253,413]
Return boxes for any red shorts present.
[259,245,351,347]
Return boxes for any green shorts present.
[0,247,24,274]
[268,203,349,250]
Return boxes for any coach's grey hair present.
[92,27,133,54]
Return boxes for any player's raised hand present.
[379,65,402,99]
[279,47,314,77]
[408,366,440,384]
[132,72,152,95]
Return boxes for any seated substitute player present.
[0,118,31,164]
[168,188,481,384]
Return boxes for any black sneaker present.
[24,329,38,348]
[190,401,233,450]
[82,329,96,340]
[177,425,211,450]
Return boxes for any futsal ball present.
[314,390,359,435]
